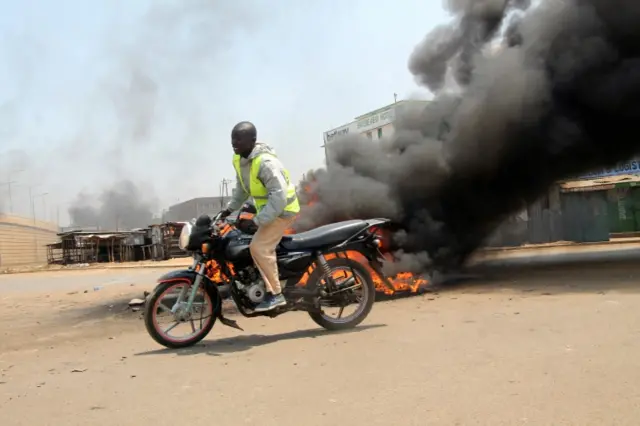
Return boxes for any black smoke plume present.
[61,2,258,230]
[68,180,157,230]
[295,0,640,274]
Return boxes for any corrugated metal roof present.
[57,230,146,238]
[79,234,127,240]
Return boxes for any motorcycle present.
[143,209,391,349]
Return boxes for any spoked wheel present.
[144,280,220,349]
[307,257,376,331]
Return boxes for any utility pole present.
[42,194,47,222]
[29,186,34,223]
[7,180,15,213]
[0,180,17,213]
[28,184,42,224]
[3,169,25,214]
[31,191,48,224]
[219,178,232,208]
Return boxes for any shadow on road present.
[135,323,387,357]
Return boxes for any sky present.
[0,0,448,226]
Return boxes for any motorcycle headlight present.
[178,223,193,251]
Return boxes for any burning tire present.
[307,257,376,331]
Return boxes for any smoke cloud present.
[63,2,260,230]
[296,0,640,274]
[68,180,158,230]
[0,2,261,229]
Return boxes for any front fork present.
[172,256,205,314]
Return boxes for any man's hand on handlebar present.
[219,208,232,219]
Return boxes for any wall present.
[363,123,394,141]
[485,187,610,247]
[606,187,640,233]
[560,191,610,242]
[0,214,60,268]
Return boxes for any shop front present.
[559,174,640,236]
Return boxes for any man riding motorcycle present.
[220,121,301,312]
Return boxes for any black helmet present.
[231,121,257,142]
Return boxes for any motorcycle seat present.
[280,219,369,251]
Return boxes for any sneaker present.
[254,293,287,312]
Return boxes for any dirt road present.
[2,261,640,425]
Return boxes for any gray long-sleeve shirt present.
[226,142,298,226]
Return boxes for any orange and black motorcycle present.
[143,204,390,349]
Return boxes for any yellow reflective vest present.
[232,152,300,215]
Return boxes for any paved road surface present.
[1,252,640,425]
[0,269,165,295]
[2,245,640,295]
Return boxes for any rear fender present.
[332,218,391,254]
[366,218,391,227]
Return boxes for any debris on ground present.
[128,298,146,312]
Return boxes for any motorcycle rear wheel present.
[307,257,376,331]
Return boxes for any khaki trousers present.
[249,216,296,295]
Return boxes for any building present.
[163,196,231,222]
[487,157,640,246]
[558,157,640,235]
[322,99,430,148]
[322,99,640,243]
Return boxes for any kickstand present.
[218,314,244,331]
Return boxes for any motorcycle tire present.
[144,280,221,349]
[307,257,376,331]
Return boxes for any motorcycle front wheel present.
[144,280,221,349]
[306,257,376,331]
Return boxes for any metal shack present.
[47,230,147,265]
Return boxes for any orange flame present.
[294,251,428,295]
[204,237,428,294]
[204,259,235,282]
[213,183,428,295]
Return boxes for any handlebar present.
[211,209,255,236]
[211,210,241,235]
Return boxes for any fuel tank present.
[224,229,253,261]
